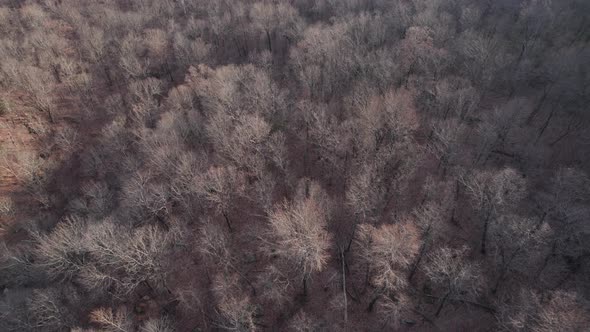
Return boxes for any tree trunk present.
[223,211,233,233]
[345,214,360,253]
[367,293,380,312]
[481,210,492,255]
[526,84,552,124]
[491,266,506,294]
[536,241,557,280]
[266,30,272,52]
[536,107,556,141]
[435,292,450,317]
[47,108,55,124]
[341,250,348,324]
[104,69,113,87]
[165,61,174,82]
[409,235,429,282]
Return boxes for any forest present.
[0,0,589,331]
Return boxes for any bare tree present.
[460,167,526,254]
[196,220,232,269]
[212,273,258,331]
[353,88,418,153]
[427,119,465,172]
[1,62,55,122]
[250,2,301,53]
[488,215,551,293]
[407,201,450,281]
[90,306,133,332]
[355,222,420,311]
[194,166,246,232]
[256,264,293,309]
[535,168,590,283]
[141,316,175,332]
[85,222,173,296]
[33,217,88,281]
[28,286,79,331]
[287,311,324,332]
[496,289,590,332]
[424,246,483,317]
[264,180,332,296]
[121,171,169,225]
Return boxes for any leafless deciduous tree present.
[141,316,175,332]
[1,62,55,122]
[121,171,169,225]
[488,215,551,293]
[287,311,324,332]
[424,246,483,317]
[33,217,88,281]
[264,180,332,296]
[496,289,590,332]
[194,166,246,232]
[250,2,301,53]
[355,221,420,312]
[90,306,133,332]
[535,168,590,283]
[28,286,79,331]
[460,167,526,254]
[212,273,257,331]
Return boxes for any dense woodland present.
[0,0,589,331]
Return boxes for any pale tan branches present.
[249,2,302,52]
[460,167,527,215]
[303,102,350,172]
[89,306,133,332]
[355,88,418,152]
[119,32,150,79]
[432,77,480,120]
[19,4,48,30]
[1,61,55,120]
[253,172,278,212]
[189,64,285,121]
[490,215,551,269]
[134,124,185,178]
[356,222,420,293]
[376,293,413,329]
[78,24,106,64]
[212,273,258,331]
[141,316,175,332]
[194,166,246,229]
[206,111,271,174]
[128,77,163,126]
[196,221,232,268]
[28,286,78,331]
[33,217,88,281]
[165,84,195,113]
[265,180,332,283]
[0,149,48,187]
[256,264,293,309]
[168,151,205,206]
[121,171,169,223]
[287,311,323,332]
[85,222,173,295]
[424,246,483,316]
[345,163,385,220]
[175,282,203,316]
[427,118,465,168]
[411,201,446,238]
[496,289,590,332]
[173,32,210,68]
